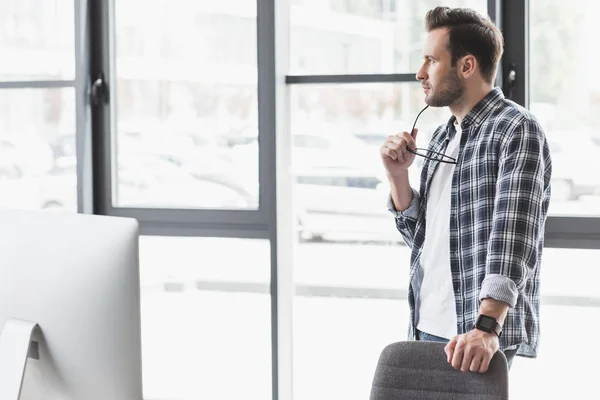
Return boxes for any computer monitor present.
[0,209,143,400]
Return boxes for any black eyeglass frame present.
[406,105,457,165]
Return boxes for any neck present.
[449,82,494,125]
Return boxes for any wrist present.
[386,168,409,182]
[388,172,413,212]
[478,298,510,326]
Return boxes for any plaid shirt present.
[388,87,552,357]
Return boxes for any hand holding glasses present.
[380,104,457,178]
[406,105,457,165]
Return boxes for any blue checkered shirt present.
[388,87,552,357]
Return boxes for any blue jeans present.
[415,329,518,370]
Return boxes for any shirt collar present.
[444,87,505,139]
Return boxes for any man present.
[380,6,552,373]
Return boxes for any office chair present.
[370,341,509,400]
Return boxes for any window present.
[139,236,272,399]
[0,0,77,212]
[113,0,259,210]
[530,0,600,215]
[0,88,76,211]
[509,248,600,399]
[290,83,450,397]
[289,0,487,74]
[0,0,74,81]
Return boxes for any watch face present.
[479,316,495,329]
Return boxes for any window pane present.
[294,246,410,400]
[290,0,487,74]
[291,83,448,242]
[0,88,77,211]
[113,1,258,209]
[139,236,271,400]
[291,83,441,398]
[530,0,600,216]
[0,0,74,80]
[509,248,600,399]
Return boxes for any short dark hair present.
[425,7,504,83]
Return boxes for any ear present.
[459,55,477,79]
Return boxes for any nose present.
[416,63,427,82]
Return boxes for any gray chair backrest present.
[370,341,509,400]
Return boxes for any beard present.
[425,68,465,107]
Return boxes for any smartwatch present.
[474,314,502,337]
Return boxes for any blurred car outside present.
[0,154,256,212]
[546,130,600,201]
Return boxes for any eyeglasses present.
[406,105,457,165]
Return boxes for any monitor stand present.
[0,319,39,400]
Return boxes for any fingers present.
[451,341,492,373]
[478,355,492,373]
[380,141,403,163]
[381,132,416,161]
[460,342,474,372]
[469,354,483,373]
[380,146,400,162]
[445,336,458,363]
[448,331,499,373]
[451,338,466,370]
[387,132,417,150]
[455,340,488,373]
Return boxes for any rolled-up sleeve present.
[387,188,420,248]
[480,118,548,307]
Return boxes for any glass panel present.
[291,83,448,242]
[113,1,258,209]
[291,83,442,398]
[510,248,600,399]
[295,295,408,399]
[0,0,74,80]
[530,0,600,216]
[0,88,77,211]
[139,236,271,400]
[290,0,488,74]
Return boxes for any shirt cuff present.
[387,189,420,220]
[479,274,519,308]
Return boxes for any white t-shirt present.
[415,123,462,339]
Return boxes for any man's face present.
[416,28,465,107]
